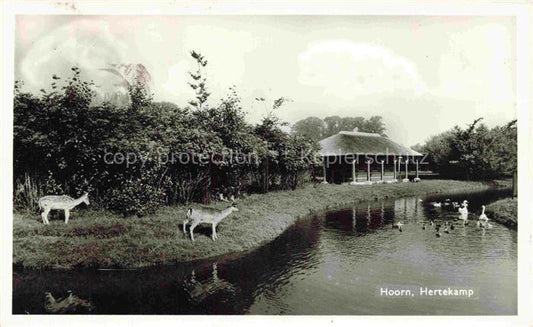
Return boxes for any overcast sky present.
[15,15,516,146]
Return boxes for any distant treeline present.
[292,115,386,141]
[412,118,517,180]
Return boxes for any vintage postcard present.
[1,1,531,326]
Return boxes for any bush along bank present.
[13,180,495,270]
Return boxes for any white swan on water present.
[480,222,494,229]
[479,205,488,222]
[458,200,469,223]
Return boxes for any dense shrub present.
[13,61,320,215]
[420,118,516,180]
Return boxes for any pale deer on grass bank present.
[183,203,239,241]
[38,193,90,225]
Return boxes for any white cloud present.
[20,19,129,90]
[297,40,427,100]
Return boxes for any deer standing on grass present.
[38,193,90,225]
[183,202,239,241]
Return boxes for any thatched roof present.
[319,131,423,157]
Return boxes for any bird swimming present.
[479,205,488,222]
[458,201,469,224]
[458,204,469,216]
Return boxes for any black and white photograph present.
[1,1,532,325]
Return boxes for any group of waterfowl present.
[422,220,456,237]
[394,198,494,236]
[431,198,465,209]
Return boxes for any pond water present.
[13,188,516,315]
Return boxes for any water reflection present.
[13,188,515,315]
[13,217,322,315]
[325,197,419,236]
[182,263,236,305]
[44,290,95,314]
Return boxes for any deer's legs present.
[211,223,217,241]
[41,208,50,225]
[64,209,70,224]
[183,219,189,234]
[190,222,199,241]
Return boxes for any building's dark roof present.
[319,131,423,157]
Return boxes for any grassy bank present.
[14,180,495,269]
[485,197,517,229]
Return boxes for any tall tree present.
[323,116,342,136]
[293,115,387,140]
[292,116,325,141]
[188,50,210,110]
[420,118,517,180]
[363,116,387,136]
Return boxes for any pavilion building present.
[319,129,424,184]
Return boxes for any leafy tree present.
[420,118,517,180]
[420,130,455,176]
[292,116,325,141]
[339,116,365,133]
[363,116,387,136]
[293,115,387,140]
[254,98,319,191]
[188,50,210,110]
[323,116,342,137]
